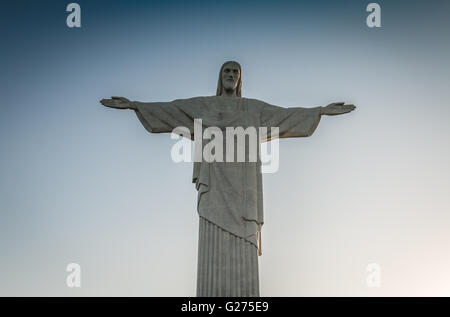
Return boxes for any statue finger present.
[101,101,113,107]
[344,105,355,111]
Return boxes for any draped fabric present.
[133,95,322,296]
[197,216,259,297]
[134,96,322,247]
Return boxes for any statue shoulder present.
[170,95,217,105]
[242,97,275,110]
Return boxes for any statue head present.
[216,61,242,97]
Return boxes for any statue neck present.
[221,88,238,98]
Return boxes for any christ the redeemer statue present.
[100,61,355,297]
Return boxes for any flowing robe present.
[133,95,322,296]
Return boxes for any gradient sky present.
[1,0,450,296]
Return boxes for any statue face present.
[221,63,240,92]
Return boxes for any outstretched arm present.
[100,96,204,138]
[259,101,356,141]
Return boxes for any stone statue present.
[100,61,355,296]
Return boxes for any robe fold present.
[133,95,322,296]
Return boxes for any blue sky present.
[1,0,450,296]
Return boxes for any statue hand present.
[100,96,134,109]
[321,102,356,116]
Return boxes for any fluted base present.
[196,216,260,297]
